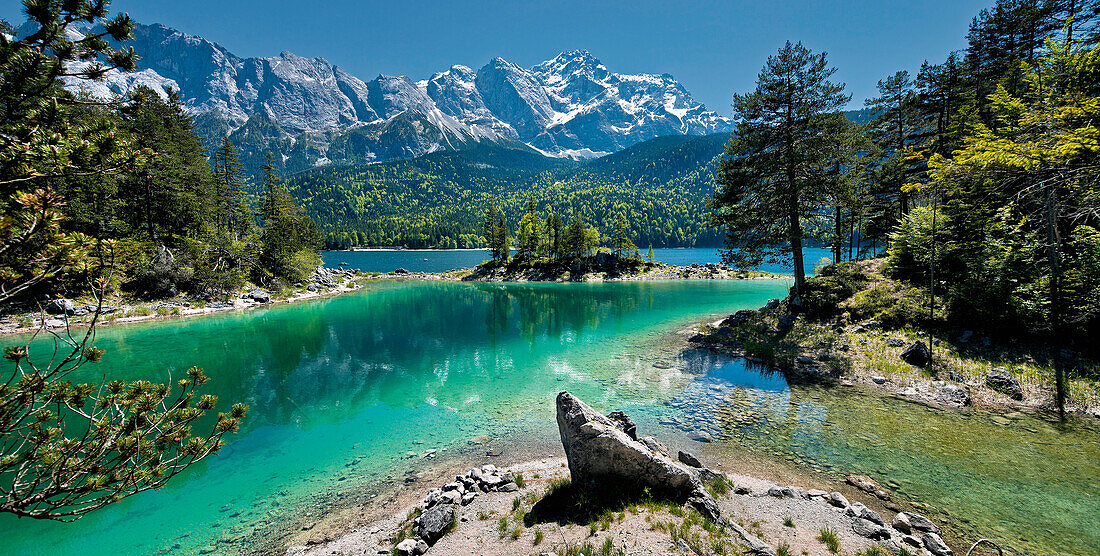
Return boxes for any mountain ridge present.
[23,20,734,172]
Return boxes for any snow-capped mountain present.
[28,21,733,168]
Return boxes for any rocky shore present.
[373,262,785,283]
[0,266,361,336]
[688,294,1100,417]
[291,393,960,556]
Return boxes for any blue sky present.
[3,0,991,115]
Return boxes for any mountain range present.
[20,21,734,173]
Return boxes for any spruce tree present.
[709,41,849,297]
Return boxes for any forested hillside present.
[287,134,731,249]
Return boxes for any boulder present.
[724,309,756,325]
[897,512,938,534]
[827,492,849,508]
[393,268,409,275]
[677,451,703,468]
[556,392,701,502]
[46,299,76,315]
[936,384,971,407]
[417,503,456,545]
[845,502,884,525]
[247,289,271,303]
[900,341,931,366]
[851,518,891,540]
[986,368,1023,400]
[886,338,906,347]
[395,538,423,556]
[555,392,774,555]
[922,532,954,556]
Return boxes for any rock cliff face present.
[25,21,733,169]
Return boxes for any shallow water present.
[1,280,1096,556]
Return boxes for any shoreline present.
[0,265,795,338]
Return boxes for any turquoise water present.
[321,247,837,274]
[1,279,1096,555]
[0,280,790,555]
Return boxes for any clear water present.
[1,280,1095,556]
[320,247,837,274]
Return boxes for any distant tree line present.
[480,197,640,266]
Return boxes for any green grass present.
[783,516,795,528]
[497,516,508,538]
[817,526,840,553]
[514,473,526,488]
[705,475,734,497]
[776,542,793,556]
[533,528,544,545]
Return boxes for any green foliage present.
[705,475,733,497]
[257,153,321,285]
[285,138,728,250]
[802,262,870,317]
[709,41,850,295]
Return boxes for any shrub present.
[801,262,869,317]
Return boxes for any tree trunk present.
[1044,186,1066,420]
[834,204,842,264]
[790,192,806,297]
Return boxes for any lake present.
[1,280,1095,555]
[321,247,838,274]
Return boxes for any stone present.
[763,299,781,311]
[393,268,409,275]
[442,481,462,492]
[827,492,849,508]
[733,486,752,495]
[417,503,456,545]
[900,341,931,366]
[461,492,476,505]
[724,309,756,325]
[638,436,670,456]
[900,512,938,534]
[958,330,973,343]
[469,468,482,480]
[845,502,884,525]
[922,532,954,556]
[46,298,76,315]
[247,289,271,303]
[677,451,703,468]
[606,411,638,440]
[395,538,421,556]
[806,489,828,497]
[936,384,971,407]
[872,376,887,384]
[556,392,706,506]
[438,490,462,505]
[886,338,906,347]
[851,518,891,540]
[892,512,912,534]
[846,475,880,494]
[986,368,1023,400]
[498,482,519,492]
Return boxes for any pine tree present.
[515,198,543,262]
[212,138,251,238]
[258,153,320,283]
[709,41,849,297]
[611,213,635,258]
